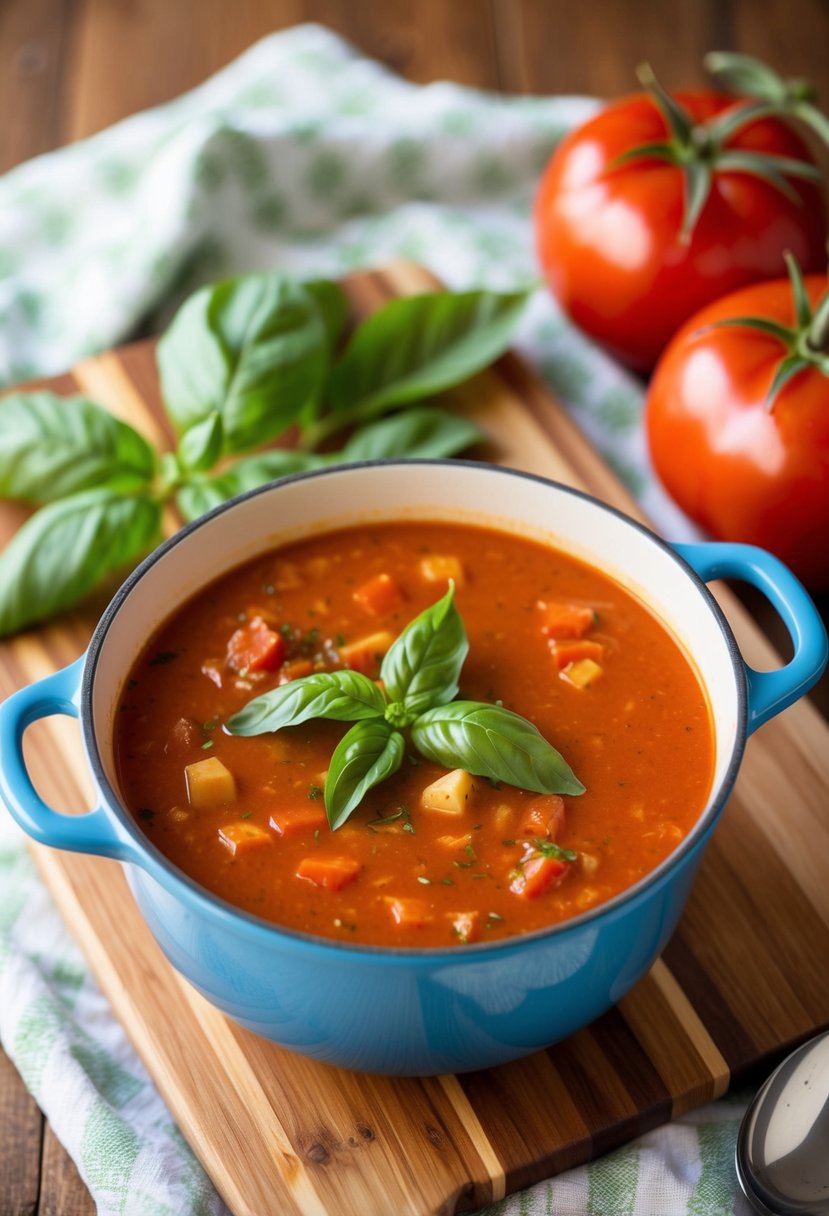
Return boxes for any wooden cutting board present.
[2,262,829,1216]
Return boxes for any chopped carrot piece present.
[338,630,395,676]
[537,601,596,640]
[549,639,604,671]
[279,658,314,683]
[449,911,481,943]
[226,616,286,673]
[269,806,328,839]
[384,897,434,929]
[186,757,236,808]
[353,573,405,616]
[518,795,566,839]
[419,555,465,586]
[510,852,569,898]
[218,822,272,856]
[296,856,360,891]
[561,658,604,689]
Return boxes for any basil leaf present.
[325,719,405,830]
[381,584,468,721]
[157,272,329,455]
[176,449,327,521]
[177,411,223,473]
[411,701,585,796]
[328,288,529,423]
[341,406,484,462]
[0,393,157,502]
[303,279,348,352]
[0,489,162,636]
[228,670,386,736]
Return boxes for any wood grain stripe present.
[436,1073,506,1201]
[620,961,730,1114]
[72,352,169,447]
[172,982,328,1216]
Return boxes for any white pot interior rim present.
[81,460,748,951]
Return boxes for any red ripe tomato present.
[535,91,827,372]
[645,272,829,590]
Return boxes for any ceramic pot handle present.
[0,656,135,860]
[674,542,828,735]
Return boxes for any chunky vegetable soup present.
[115,521,714,948]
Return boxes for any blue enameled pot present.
[0,462,825,1074]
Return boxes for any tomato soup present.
[115,521,714,948]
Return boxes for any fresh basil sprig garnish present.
[0,272,527,636]
[227,585,584,829]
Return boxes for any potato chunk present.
[419,555,465,586]
[185,757,236,808]
[421,769,477,815]
[561,658,603,689]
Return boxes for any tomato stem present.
[624,60,822,245]
[807,293,829,353]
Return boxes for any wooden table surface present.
[2,2,829,1212]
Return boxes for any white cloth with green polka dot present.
[0,22,747,1216]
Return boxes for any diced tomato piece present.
[549,639,604,671]
[385,897,434,929]
[338,630,395,677]
[449,911,481,943]
[353,573,405,616]
[296,856,360,891]
[537,601,596,640]
[226,617,286,673]
[510,852,569,898]
[269,806,328,839]
[518,795,566,839]
[218,822,271,856]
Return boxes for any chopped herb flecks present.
[149,651,178,667]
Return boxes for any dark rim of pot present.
[82,460,748,959]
